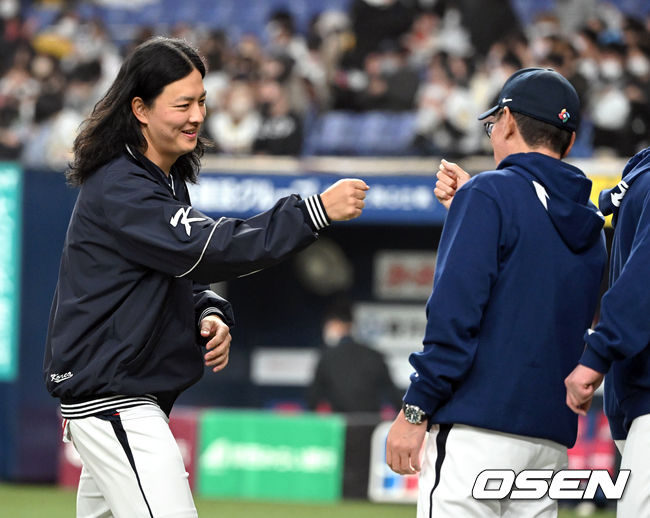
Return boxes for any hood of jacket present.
[499,152,605,253]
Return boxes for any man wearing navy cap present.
[386,68,608,517]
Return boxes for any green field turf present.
[0,483,615,518]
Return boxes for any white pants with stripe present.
[615,413,650,517]
[417,424,567,518]
[64,404,197,518]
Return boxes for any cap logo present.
[502,98,512,103]
[558,108,570,123]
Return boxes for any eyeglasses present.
[484,121,495,139]
[483,108,504,139]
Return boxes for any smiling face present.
[132,68,206,174]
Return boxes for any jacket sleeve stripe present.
[305,195,330,230]
[305,196,323,228]
[176,217,224,279]
[314,195,330,226]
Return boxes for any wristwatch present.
[402,403,428,425]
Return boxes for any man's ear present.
[131,97,148,125]
[561,132,577,159]
[501,107,517,140]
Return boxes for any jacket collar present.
[598,147,650,226]
[125,144,176,197]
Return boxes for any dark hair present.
[34,90,64,123]
[67,59,102,84]
[269,9,295,35]
[512,112,574,157]
[324,299,353,324]
[67,37,207,186]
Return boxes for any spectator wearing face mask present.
[590,41,634,155]
[623,43,650,152]
[306,300,402,415]
[355,40,419,112]
[206,78,261,155]
[253,79,303,156]
[413,52,482,157]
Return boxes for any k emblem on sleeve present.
[169,206,207,237]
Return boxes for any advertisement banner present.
[373,250,436,301]
[190,173,447,225]
[0,163,21,382]
[197,410,345,501]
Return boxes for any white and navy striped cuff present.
[303,194,331,231]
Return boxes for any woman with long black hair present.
[44,37,368,517]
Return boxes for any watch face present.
[404,404,424,424]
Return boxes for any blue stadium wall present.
[0,169,78,481]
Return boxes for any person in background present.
[307,300,402,415]
[0,99,21,159]
[21,89,65,169]
[253,79,303,155]
[206,78,261,154]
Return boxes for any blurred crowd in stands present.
[1,0,650,169]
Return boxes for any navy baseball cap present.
[478,68,580,132]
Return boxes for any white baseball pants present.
[417,424,567,518]
[64,404,197,518]
[615,413,650,517]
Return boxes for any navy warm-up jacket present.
[44,148,329,415]
[404,152,607,448]
[580,147,650,440]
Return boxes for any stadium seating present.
[23,0,650,51]
[23,0,352,47]
[304,111,417,156]
[18,0,649,159]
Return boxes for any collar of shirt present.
[125,144,176,197]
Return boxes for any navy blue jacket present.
[404,152,607,448]
[44,149,329,415]
[580,147,650,440]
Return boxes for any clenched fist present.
[565,364,604,416]
[320,179,369,221]
[434,159,471,210]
